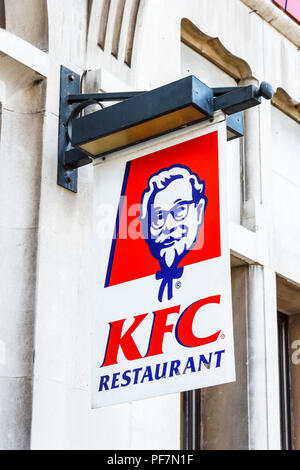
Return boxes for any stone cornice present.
[272,88,300,124]
[240,0,300,48]
[181,18,252,81]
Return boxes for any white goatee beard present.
[161,242,186,268]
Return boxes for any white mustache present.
[154,227,187,244]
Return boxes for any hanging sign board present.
[92,119,235,408]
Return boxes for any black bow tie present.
[155,266,184,302]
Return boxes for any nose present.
[162,213,176,234]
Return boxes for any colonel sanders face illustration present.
[139,165,207,302]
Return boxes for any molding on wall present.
[181,17,300,125]
[0,28,49,77]
[272,88,300,124]
[181,18,252,81]
[4,0,48,52]
[240,0,300,48]
[87,0,141,69]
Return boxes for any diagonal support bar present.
[67,91,145,103]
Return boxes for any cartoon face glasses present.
[150,201,195,230]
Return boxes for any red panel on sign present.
[286,0,300,22]
[273,0,287,8]
[105,131,221,287]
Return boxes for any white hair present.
[140,165,204,221]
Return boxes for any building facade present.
[0,0,299,450]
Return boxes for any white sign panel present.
[92,120,235,408]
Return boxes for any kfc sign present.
[92,121,235,407]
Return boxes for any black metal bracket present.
[58,66,81,192]
[213,82,273,115]
[58,66,273,192]
[57,67,147,191]
[67,91,145,103]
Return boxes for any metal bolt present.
[65,173,72,184]
[68,74,75,82]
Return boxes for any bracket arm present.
[67,91,145,104]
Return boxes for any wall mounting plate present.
[57,66,81,193]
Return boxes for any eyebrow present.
[152,199,192,212]
[152,199,182,211]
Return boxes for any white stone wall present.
[0,0,299,450]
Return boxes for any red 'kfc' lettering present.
[101,314,148,367]
[101,296,222,367]
[145,305,181,358]
[175,295,221,347]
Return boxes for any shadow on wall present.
[0,0,4,29]
[0,0,48,51]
